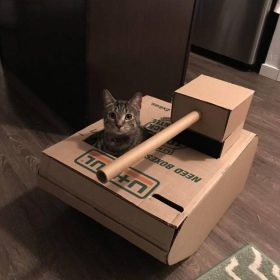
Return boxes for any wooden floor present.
[0,53,279,280]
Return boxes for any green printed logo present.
[150,102,170,112]
[75,148,160,199]
[144,118,185,155]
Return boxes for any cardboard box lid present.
[42,96,256,229]
[175,75,254,110]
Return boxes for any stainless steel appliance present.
[192,0,275,65]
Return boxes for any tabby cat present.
[101,89,143,156]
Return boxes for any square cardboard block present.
[171,75,254,142]
[38,96,257,265]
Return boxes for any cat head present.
[103,89,142,134]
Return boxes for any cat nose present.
[116,121,123,128]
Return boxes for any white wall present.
[260,4,280,81]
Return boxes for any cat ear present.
[129,92,142,111]
[103,89,116,108]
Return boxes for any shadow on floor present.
[0,188,181,280]
[0,64,73,136]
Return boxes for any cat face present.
[103,89,142,135]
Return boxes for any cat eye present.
[108,112,116,119]
[125,113,133,120]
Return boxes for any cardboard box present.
[172,75,254,142]
[38,95,257,265]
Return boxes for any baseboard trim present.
[260,63,280,81]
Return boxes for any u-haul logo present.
[75,148,160,199]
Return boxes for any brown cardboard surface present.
[168,134,258,264]
[39,154,177,251]
[38,95,257,264]
[220,123,242,157]
[174,75,254,110]
[224,95,253,138]
[171,75,254,141]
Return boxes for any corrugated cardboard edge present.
[167,134,258,265]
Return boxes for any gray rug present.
[196,244,280,280]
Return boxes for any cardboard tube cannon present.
[97,111,201,183]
